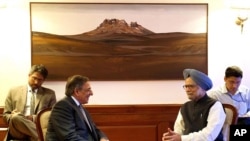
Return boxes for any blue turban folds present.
[183,69,213,91]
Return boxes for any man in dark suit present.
[3,64,57,141]
[46,75,109,141]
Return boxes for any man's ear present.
[74,88,79,95]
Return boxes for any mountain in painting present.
[85,18,154,35]
[31,18,207,81]
[66,18,155,41]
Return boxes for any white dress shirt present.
[208,85,250,117]
[174,101,226,141]
[24,85,37,116]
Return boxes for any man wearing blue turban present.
[162,69,226,141]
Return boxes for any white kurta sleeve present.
[174,102,226,141]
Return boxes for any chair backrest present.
[222,103,238,141]
[36,107,52,141]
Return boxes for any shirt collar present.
[222,85,242,95]
[27,85,32,92]
[71,96,80,106]
[27,85,38,93]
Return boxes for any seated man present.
[208,66,250,125]
[162,69,226,141]
[46,75,109,141]
[3,64,56,141]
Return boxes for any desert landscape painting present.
[30,3,208,81]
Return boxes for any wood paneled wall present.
[0,104,181,141]
[0,107,8,140]
[85,104,180,141]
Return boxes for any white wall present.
[0,0,250,106]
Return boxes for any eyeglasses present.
[182,84,197,90]
[31,76,44,83]
[80,88,92,93]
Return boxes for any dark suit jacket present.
[3,85,56,124]
[46,96,108,141]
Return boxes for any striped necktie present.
[30,90,35,115]
[79,105,92,132]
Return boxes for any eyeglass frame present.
[182,84,198,90]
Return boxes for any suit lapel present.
[34,87,43,113]
[79,106,94,133]
[19,86,27,113]
[65,97,98,141]
[65,98,92,130]
[83,107,99,141]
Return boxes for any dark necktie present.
[79,105,92,131]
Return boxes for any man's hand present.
[241,114,250,117]
[162,128,181,141]
[11,109,19,114]
[25,115,33,122]
[100,138,109,141]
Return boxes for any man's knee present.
[9,114,25,125]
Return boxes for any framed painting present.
[30,3,208,81]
